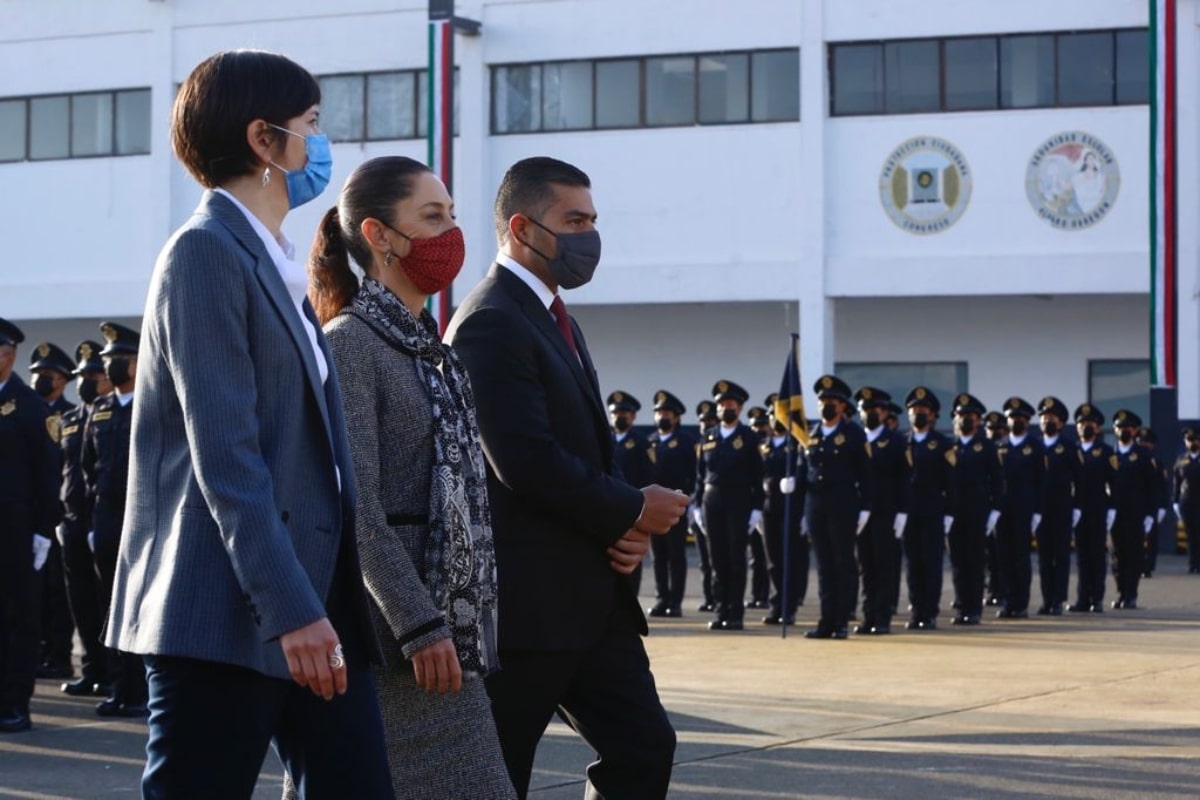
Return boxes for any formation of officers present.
[0,317,147,733]
[605,375,1198,642]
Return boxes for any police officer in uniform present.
[760,402,807,624]
[1173,427,1200,574]
[608,390,652,597]
[946,393,1003,626]
[1135,427,1170,578]
[1109,410,1157,609]
[803,375,871,640]
[645,390,695,618]
[28,342,77,680]
[745,403,772,610]
[695,380,763,631]
[902,387,952,630]
[983,411,1009,607]
[1036,397,1082,615]
[58,341,113,696]
[854,387,905,635]
[1071,404,1115,612]
[82,322,148,717]
[995,397,1044,619]
[0,319,61,733]
[884,402,902,433]
[691,401,719,612]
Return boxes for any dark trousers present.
[1110,511,1144,600]
[747,529,770,604]
[703,487,751,624]
[1144,519,1160,574]
[763,503,806,617]
[484,616,675,800]
[903,511,944,622]
[0,504,39,716]
[1036,508,1072,608]
[947,515,986,617]
[1074,509,1108,606]
[58,519,108,681]
[627,563,643,598]
[142,655,393,800]
[807,495,856,631]
[39,537,74,668]
[857,511,898,627]
[1185,509,1200,571]
[997,510,1033,613]
[650,518,687,611]
[985,533,1006,602]
[690,522,714,606]
[93,501,147,705]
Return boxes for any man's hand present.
[779,477,796,495]
[636,485,689,534]
[1105,509,1116,533]
[856,511,870,535]
[607,529,651,575]
[1071,508,1082,529]
[412,637,462,695]
[280,617,346,701]
[986,510,1000,537]
[1031,513,1043,532]
[943,515,954,535]
[1143,515,1154,534]
[893,512,907,540]
[1157,507,1167,524]
[32,534,52,571]
[749,510,764,535]
[691,507,705,534]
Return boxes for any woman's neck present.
[221,174,289,237]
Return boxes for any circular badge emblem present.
[1026,131,1120,230]
[879,136,972,235]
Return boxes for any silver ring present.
[328,644,345,670]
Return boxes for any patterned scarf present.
[348,277,498,675]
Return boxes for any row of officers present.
[0,317,146,733]
[606,377,1200,642]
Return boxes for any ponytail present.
[308,205,360,326]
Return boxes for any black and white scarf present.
[349,277,498,675]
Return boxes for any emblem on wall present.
[1026,131,1120,230]
[879,136,972,235]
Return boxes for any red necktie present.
[549,295,579,358]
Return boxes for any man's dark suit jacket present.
[446,264,646,651]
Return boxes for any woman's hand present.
[412,637,462,694]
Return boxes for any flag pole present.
[780,333,800,639]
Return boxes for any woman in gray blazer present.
[306,156,514,799]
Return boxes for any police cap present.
[29,342,74,376]
[0,317,25,348]
[98,322,140,356]
[813,374,852,403]
[853,386,891,409]
[1112,409,1142,429]
[1036,395,1069,421]
[712,380,749,404]
[905,386,940,414]
[952,392,986,416]
[1074,403,1104,425]
[652,390,685,416]
[1003,397,1035,419]
[73,340,104,375]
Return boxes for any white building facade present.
[2,0,1196,428]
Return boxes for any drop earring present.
[261,167,271,188]
[384,250,394,267]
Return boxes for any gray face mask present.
[525,218,602,289]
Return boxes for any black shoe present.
[748,600,770,610]
[1090,604,1105,613]
[647,602,669,618]
[1049,604,1063,616]
[37,662,74,680]
[664,607,682,618]
[1142,570,1153,579]
[951,600,961,610]
[831,627,849,640]
[62,677,100,697]
[763,613,794,625]
[905,618,922,630]
[1123,598,1138,610]
[985,595,1001,606]
[0,709,30,733]
[1189,566,1200,574]
[1007,609,1028,619]
[1035,605,1050,616]
[697,602,715,613]
[1067,603,1090,613]
[1111,597,1125,610]
[706,619,726,631]
[805,627,833,639]
[922,617,938,630]
[951,614,968,625]
[872,624,892,635]
[96,698,149,719]
[853,623,872,634]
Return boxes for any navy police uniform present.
[853,387,905,635]
[608,391,651,597]
[995,398,1044,618]
[902,387,952,630]
[690,401,718,611]
[1173,426,1200,574]
[759,407,808,624]
[1071,404,1114,612]
[744,405,772,609]
[1108,410,1156,609]
[946,394,1003,625]
[1035,397,1081,615]
[982,410,1009,605]
[1136,427,1170,578]
[645,391,695,617]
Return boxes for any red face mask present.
[389,225,465,295]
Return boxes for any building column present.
[798,0,831,383]
[1175,0,1200,421]
[453,1,491,295]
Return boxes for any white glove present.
[943,515,954,535]
[749,510,764,535]
[32,534,52,572]
[1105,509,1116,533]
[986,510,1000,537]
[1174,503,1181,520]
[691,508,705,534]
[893,512,907,540]
[1157,507,1167,524]
[1071,508,1082,529]
[1144,515,1154,534]
[800,518,809,538]
[1031,513,1043,532]
[779,476,796,495]
[856,511,870,535]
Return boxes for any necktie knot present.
[550,295,578,357]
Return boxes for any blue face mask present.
[268,124,332,209]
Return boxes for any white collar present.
[659,431,674,442]
[719,423,738,439]
[1043,434,1059,447]
[771,435,787,447]
[1118,442,1134,454]
[820,421,839,437]
[1009,433,1028,447]
[866,425,883,443]
[115,387,135,406]
[497,252,555,313]
[614,430,627,442]
[959,435,974,446]
[913,430,928,442]
[1080,440,1094,451]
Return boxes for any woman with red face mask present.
[306,156,515,800]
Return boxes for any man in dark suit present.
[1036,397,1082,615]
[853,387,905,635]
[996,397,1045,619]
[609,391,652,597]
[691,400,719,612]
[1173,426,1200,574]
[646,390,695,618]
[902,387,952,630]
[1071,404,1115,612]
[760,404,807,625]
[983,411,1010,607]
[1109,410,1157,609]
[446,157,687,800]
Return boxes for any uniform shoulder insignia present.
[973,442,983,452]
[1109,454,1119,470]
[647,447,657,464]
[1078,450,1085,463]
[945,449,957,467]
[864,442,873,459]
[732,436,744,450]
[0,399,14,417]
[834,433,846,446]
[46,413,62,444]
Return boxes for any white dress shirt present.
[497,252,555,316]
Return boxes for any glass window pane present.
[0,100,26,161]
[698,54,749,124]
[1116,29,1149,104]
[945,38,998,110]
[114,89,151,154]
[646,56,695,126]
[831,44,883,116]
[318,75,364,142]
[492,65,540,133]
[29,95,69,160]
[884,40,940,113]
[1058,32,1114,106]
[71,93,113,156]
[367,72,416,140]
[1089,360,1150,429]
[751,50,799,122]
[833,362,968,432]
[543,61,593,130]
[1000,35,1055,108]
[595,60,640,128]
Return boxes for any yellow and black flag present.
[773,334,811,447]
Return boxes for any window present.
[833,361,968,430]
[313,69,457,142]
[71,93,113,157]
[115,89,151,154]
[491,49,799,134]
[0,100,26,162]
[0,87,151,162]
[831,28,1147,116]
[29,96,69,160]
[318,75,365,142]
[1089,360,1150,430]
[367,72,416,140]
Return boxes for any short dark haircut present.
[172,50,321,188]
[493,157,591,242]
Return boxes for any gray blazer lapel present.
[203,192,335,445]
